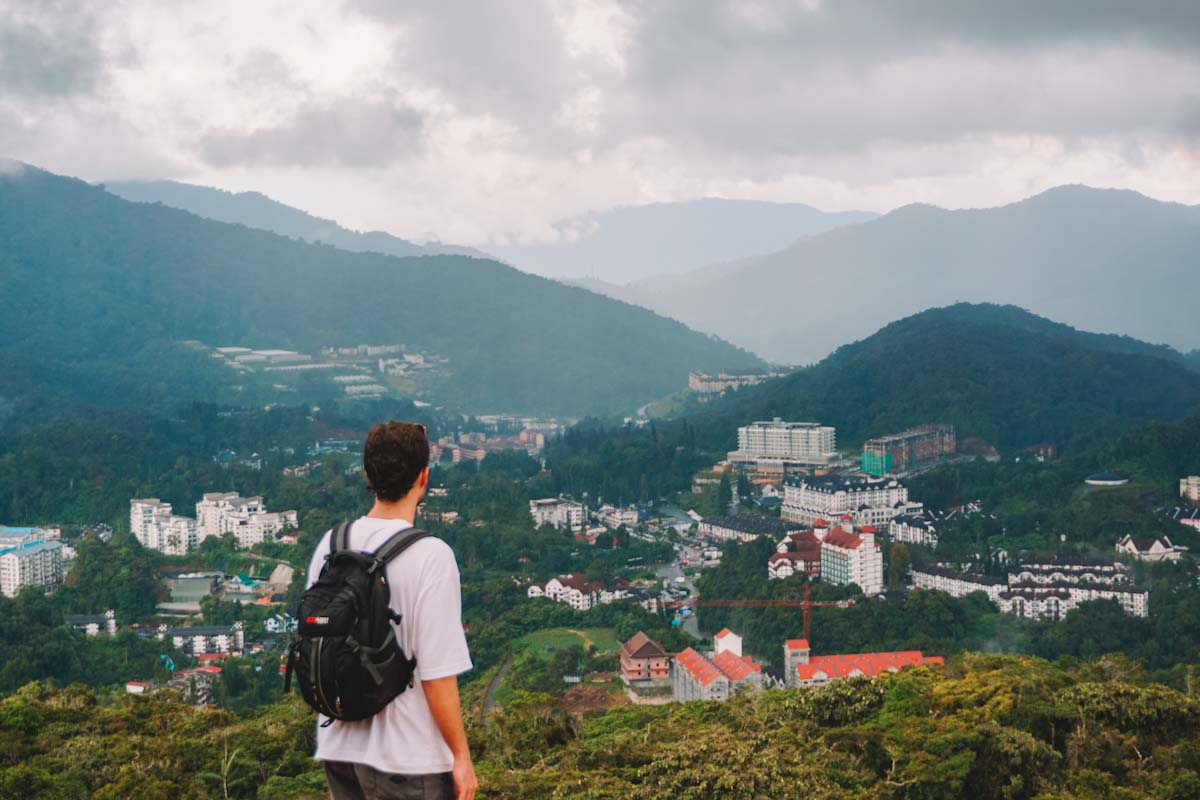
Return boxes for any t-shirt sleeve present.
[306,531,333,589]
[410,542,473,681]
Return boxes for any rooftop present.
[796,651,943,682]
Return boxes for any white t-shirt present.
[304,516,473,774]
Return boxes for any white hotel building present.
[727,418,838,467]
[782,476,922,527]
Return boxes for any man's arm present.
[422,675,477,800]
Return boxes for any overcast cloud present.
[1,0,1198,245]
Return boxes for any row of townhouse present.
[911,557,1149,619]
[131,493,297,554]
[766,519,884,596]
[156,622,246,656]
[698,513,804,544]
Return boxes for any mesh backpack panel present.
[286,521,432,723]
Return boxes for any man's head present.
[363,420,430,504]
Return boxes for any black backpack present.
[285,521,432,723]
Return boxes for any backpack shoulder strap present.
[329,521,353,556]
[368,528,433,574]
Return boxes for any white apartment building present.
[0,531,65,598]
[913,558,1148,620]
[599,504,639,530]
[131,498,196,555]
[529,497,585,531]
[1181,476,1200,503]
[727,418,838,467]
[782,476,922,527]
[819,524,884,596]
[131,498,172,542]
[197,492,296,548]
[132,494,297,554]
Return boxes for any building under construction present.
[861,424,955,477]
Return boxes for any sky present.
[3,0,1200,246]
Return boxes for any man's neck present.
[366,496,419,522]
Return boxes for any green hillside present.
[0,164,759,419]
[3,655,1199,799]
[701,303,1200,453]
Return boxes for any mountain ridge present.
[594,185,1200,363]
[104,179,491,260]
[0,163,761,419]
[491,196,878,283]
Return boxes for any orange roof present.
[822,526,863,549]
[785,638,809,650]
[714,628,734,639]
[814,519,830,527]
[795,651,940,682]
[675,647,725,687]
[712,649,762,682]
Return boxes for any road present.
[480,651,514,720]
[655,557,701,639]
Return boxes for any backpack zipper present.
[313,637,336,718]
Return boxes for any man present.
[306,420,477,800]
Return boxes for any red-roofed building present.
[790,649,942,688]
[672,633,766,702]
[820,524,884,596]
[768,528,823,580]
[621,631,673,705]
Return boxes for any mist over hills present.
[597,186,1200,364]
[105,179,490,260]
[490,198,877,283]
[0,164,760,419]
[685,304,1200,454]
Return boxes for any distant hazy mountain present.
[685,304,1200,453]
[615,186,1200,364]
[490,198,877,283]
[104,180,490,260]
[1,164,760,418]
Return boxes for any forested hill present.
[104,179,490,260]
[692,304,1200,454]
[0,164,760,418]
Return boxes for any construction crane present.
[689,583,855,643]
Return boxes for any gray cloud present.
[200,95,425,168]
[0,1,108,98]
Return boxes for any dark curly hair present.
[362,420,429,502]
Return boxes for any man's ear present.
[418,467,430,489]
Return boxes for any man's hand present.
[452,753,477,800]
[423,675,477,800]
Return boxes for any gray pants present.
[324,761,454,800]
